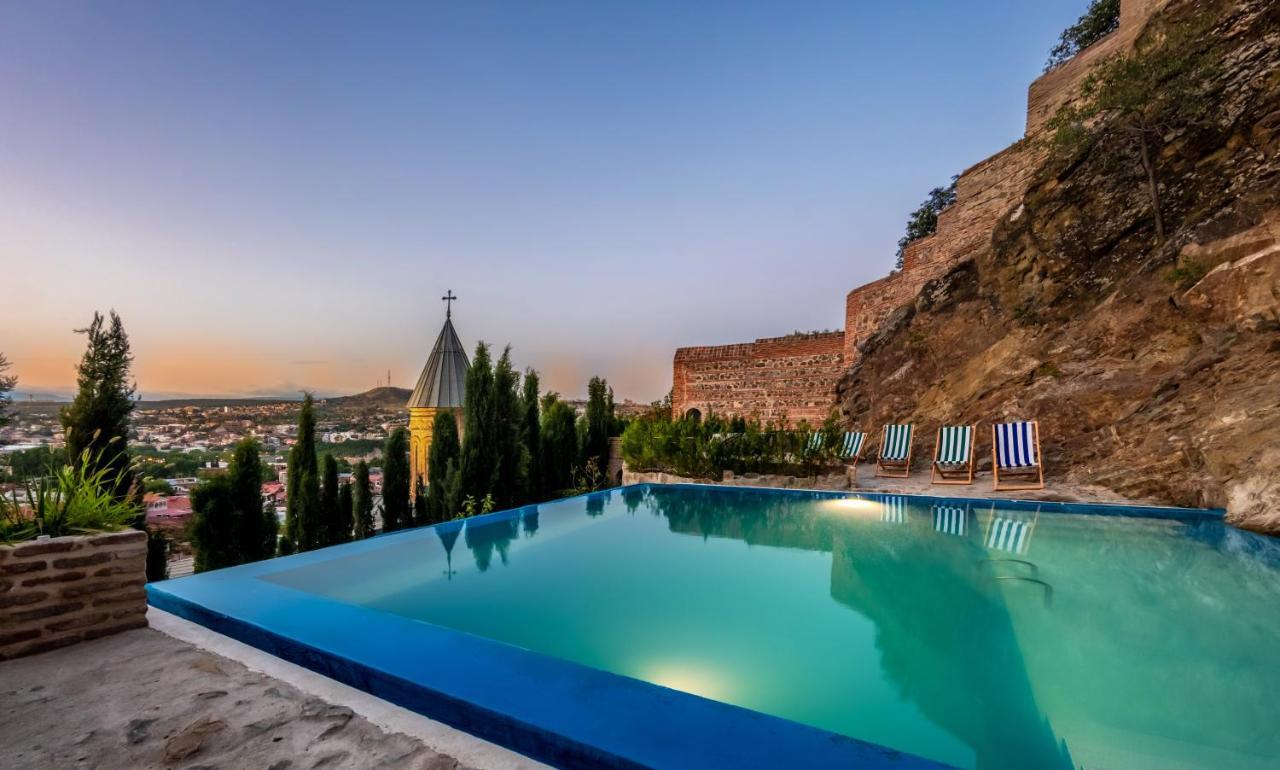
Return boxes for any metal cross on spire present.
[442,289,457,319]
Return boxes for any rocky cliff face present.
[837,0,1280,533]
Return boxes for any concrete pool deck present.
[0,608,547,770]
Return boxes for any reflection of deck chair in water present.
[981,506,1051,606]
[932,502,969,537]
[880,495,908,524]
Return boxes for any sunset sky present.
[1,1,1088,402]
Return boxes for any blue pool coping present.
[148,483,1223,769]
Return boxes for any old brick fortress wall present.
[675,0,1166,420]
[672,332,844,424]
[0,529,148,660]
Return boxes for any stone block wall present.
[672,332,845,424]
[0,529,148,660]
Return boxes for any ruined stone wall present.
[672,332,845,424]
[0,530,148,660]
[673,0,1165,420]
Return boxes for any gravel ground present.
[1,627,479,770]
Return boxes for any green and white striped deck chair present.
[835,431,868,482]
[806,431,825,453]
[992,420,1044,491]
[984,508,1038,555]
[880,495,908,524]
[931,425,976,485]
[932,503,969,537]
[874,424,914,478]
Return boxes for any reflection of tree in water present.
[464,514,521,571]
[650,486,1073,770]
[585,490,609,517]
[434,519,463,580]
[621,485,646,514]
[521,505,539,536]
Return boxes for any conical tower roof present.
[407,316,469,409]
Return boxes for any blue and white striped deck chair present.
[835,431,867,482]
[880,495,908,525]
[984,508,1038,555]
[991,420,1045,491]
[931,425,976,485]
[932,503,969,537]
[875,424,914,478]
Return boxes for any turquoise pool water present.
[264,486,1280,770]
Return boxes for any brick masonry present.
[675,0,1164,419]
[672,332,845,424]
[0,529,148,660]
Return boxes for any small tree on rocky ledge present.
[1044,0,1121,72]
[1047,12,1220,246]
[895,179,957,270]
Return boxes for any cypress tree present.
[0,352,15,431]
[490,347,522,509]
[191,437,275,571]
[338,480,354,542]
[413,477,428,525]
[352,460,374,539]
[583,376,611,472]
[381,427,411,531]
[541,397,578,494]
[427,410,461,523]
[60,311,136,499]
[458,342,496,509]
[519,370,541,503]
[319,453,340,545]
[286,394,321,551]
[230,438,275,561]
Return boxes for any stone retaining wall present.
[0,529,149,660]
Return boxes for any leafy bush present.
[620,411,850,480]
[896,179,958,269]
[1,444,142,542]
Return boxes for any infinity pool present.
[151,485,1280,769]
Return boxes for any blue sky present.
[0,0,1089,401]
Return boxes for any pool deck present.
[0,609,547,770]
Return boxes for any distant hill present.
[317,387,411,409]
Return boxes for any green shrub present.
[1168,259,1208,289]
[1,444,142,542]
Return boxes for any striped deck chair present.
[984,508,1038,555]
[991,421,1045,491]
[806,431,825,453]
[932,503,969,537]
[931,425,976,485]
[836,431,868,482]
[880,495,908,524]
[874,424,914,478]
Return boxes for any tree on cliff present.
[60,311,136,499]
[1045,0,1121,71]
[381,427,411,531]
[895,179,957,270]
[1048,12,1220,245]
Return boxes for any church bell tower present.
[407,291,469,495]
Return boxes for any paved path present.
[1,626,520,770]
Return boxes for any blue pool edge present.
[148,484,958,770]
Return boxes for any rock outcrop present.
[837,0,1280,533]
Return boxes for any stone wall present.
[672,0,1166,420]
[0,529,148,660]
[672,331,845,424]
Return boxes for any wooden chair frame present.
[931,425,976,485]
[841,432,868,485]
[874,424,914,478]
[991,421,1045,492]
